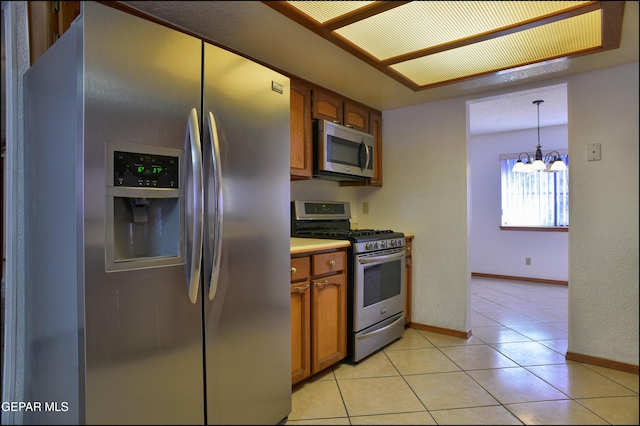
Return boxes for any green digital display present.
[114,151,178,188]
[136,165,163,175]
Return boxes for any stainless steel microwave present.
[314,119,375,181]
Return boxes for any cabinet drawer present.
[312,252,346,276]
[291,257,311,282]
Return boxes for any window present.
[501,153,569,227]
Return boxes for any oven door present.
[353,247,405,332]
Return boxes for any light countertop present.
[290,238,351,255]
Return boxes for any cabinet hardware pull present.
[328,260,335,266]
[294,284,309,292]
[290,267,297,274]
[314,280,329,288]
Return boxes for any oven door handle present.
[357,251,404,264]
[356,315,404,341]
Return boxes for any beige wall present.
[567,62,639,365]
[357,96,471,333]
[294,62,639,366]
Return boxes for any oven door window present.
[363,260,401,307]
[354,248,405,332]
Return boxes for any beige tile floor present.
[283,277,639,425]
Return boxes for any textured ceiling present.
[468,83,567,136]
[117,1,637,134]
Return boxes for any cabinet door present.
[368,111,383,186]
[291,281,311,385]
[312,89,343,124]
[344,102,369,133]
[311,272,347,373]
[290,79,313,180]
[404,238,412,325]
[28,1,81,64]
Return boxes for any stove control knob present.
[381,240,388,248]
[390,240,396,247]
[365,242,372,250]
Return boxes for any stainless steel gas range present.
[291,200,405,362]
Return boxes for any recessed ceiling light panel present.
[390,10,602,87]
[335,1,592,61]
[287,1,374,24]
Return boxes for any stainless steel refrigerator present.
[22,2,291,424]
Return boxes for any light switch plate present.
[587,143,601,161]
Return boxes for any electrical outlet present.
[587,143,601,161]
[525,257,531,265]
[363,202,369,214]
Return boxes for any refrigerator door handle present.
[207,111,223,301]
[186,108,204,304]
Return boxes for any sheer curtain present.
[501,155,569,227]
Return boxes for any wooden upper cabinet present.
[343,103,369,133]
[290,79,313,180]
[28,1,81,65]
[311,88,369,133]
[368,111,383,187]
[312,89,343,124]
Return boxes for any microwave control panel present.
[113,151,179,188]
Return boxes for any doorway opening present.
[467,83,569,344]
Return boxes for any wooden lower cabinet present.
[311,271,346,372]
[291,249,347,385]
[291,280,311,384]
[404,236,413,326]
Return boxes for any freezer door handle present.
[207,111,223,301]
[185,108,203,304]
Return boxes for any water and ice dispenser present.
[105,143,184,272]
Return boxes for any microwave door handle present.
[360,140,370,172]
[364,142,371,171]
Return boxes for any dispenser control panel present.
[114,151,179,188]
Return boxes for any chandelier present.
[512,100,567,173]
